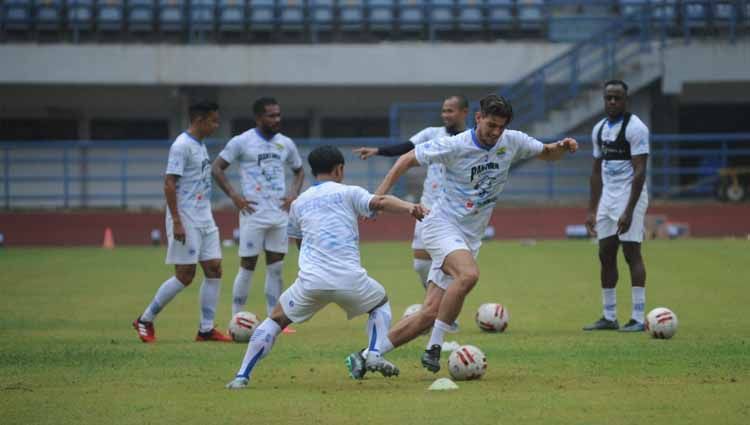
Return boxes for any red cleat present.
[282,326,297,334]
[195,328,232,342]
[133,317,156,343]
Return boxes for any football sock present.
[427,319,453,349]
[199,278,221,332]
[602,288,617,321]
[366,302,392,362]
[413,259,431,289]
[264,261,284,316]
[631,286,646,323]
[232,267,254,316]
[141,276,185,322]
[236,318,282,379]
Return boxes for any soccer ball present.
[448,345,487,381]
[228,311,260,343]
[475,303,509,332]
[402,303,422,318]
[645,307,678,339]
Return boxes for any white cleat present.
[365,354,400,378]
[225,377,249,390]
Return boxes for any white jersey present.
[409,126,453,208]
[219,128,303,225]
[287,181,375,290]
[415,128,544,247]
[164,132,215,228]
[592,114,650,204]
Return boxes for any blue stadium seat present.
[309,0,333,30]
[651,0,677,25]
[278,0,304,30]
[487,0,513,30]
[218,0,245,31]
[128,0,155,31]
[35,0,64,31]
[458,0,484,31]
[3,0,33,30]
[398,0,424,31]
[159,0,185,31]
[683,0,708,28]
[618,0,646,16]
[97,0,124,31]
[68,0,95,31]
[368,0,395,31]
[249,0,275,31]
[712,0,737,27]
[429,0,454,30]
[340,0,364,31]
[517,0,544,30]
[190,0,216,31]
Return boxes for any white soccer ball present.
[448,345,487,381]
[402,303,422,318]
[646,307,679,339]
[475,303,509,332]
[228,311,260,343]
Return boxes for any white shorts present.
[411,219,425,250]
[165,224,222,265]
[238,213,289,257]
[421,216,479,290]
[278,276,387,324]
[596,192,649,243]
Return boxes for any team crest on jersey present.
[273,142,284,151]
[496,147,507,156]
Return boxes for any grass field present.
[1,239,749,425]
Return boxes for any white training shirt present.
[219,128,303,225]
[409,126,452,209]
[164,132,215,228]
[287,181,375,290]
[415,128,544,247]
[592,114,650,204]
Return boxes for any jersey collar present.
[254,128,275,142]
[471,129,494,151]
[183,131,203,145]
[606,115,624,127]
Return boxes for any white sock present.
[141,276,185,322]
[413,259,431,289]
[236,318,282,379]
[264,261,284,316]
[366,302,392,362]
[427,319,453,349]
[631,286,646,323]
[199,278,221,332]
[602,288,617,321]
[232,267,255,316]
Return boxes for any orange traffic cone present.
[102,227,115,249]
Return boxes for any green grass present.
[1,240,749,424]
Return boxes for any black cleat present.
[583,317,620,331]
[421,344,442,373]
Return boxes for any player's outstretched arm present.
[369,195,429,221]
[211,157,256,214]
[374,150,421,195]
[353,141,415,160]
[164,174,185,244]
[586,158,603,236]
[537,138,579,161]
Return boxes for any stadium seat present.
[618,0,647,16]
[683,0,709,28]
[650,0,677,26]
[368,0,395,31]
[218,0,245,31]
[159,0,185,31]
[429,0,454,31]
[68,0,95,31]
[128,0,155,31]
[712,0,737,28]
[189,0,216,31]
[487,0,513,31]
[517,0,544,31]
[278,0,304,31]
[249,0,275,31]
[309,0,333,31]
[3,0,33,30]
[340,0,365,31]
[35,0,64,31]
[97,0,124,31]
[457,0,484,32]
[398,0,425,32]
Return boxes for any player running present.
[133,101,231,343]
[226,145,428,389]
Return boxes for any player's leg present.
[620,242,646,331]
[232,214,263,316]
[264,250,286,317]
[412,220,432,289]
[385,282,445,348]
[584,235,620,330]
[195,226,230,341]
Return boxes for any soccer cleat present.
[619,319,645,332]
[345,351,367,380]
[366,354,400,378]
[421,344,442,373]
[281,326,297,334]
[447,320,460,333]
[133,317,156,343]
[195,328,233,342]
[226,377,249,390]
[583,317,620,331]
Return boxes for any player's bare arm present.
[375,150,421,195]
[211,157,256,215]
[282,167,305,211]
[586,158,603,236]
[369,195,429,221]
[618,154,648,234]
[164,174,185,244]
[537,137,579,161]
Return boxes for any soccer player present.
[350,94,578,373]
[225,145,428,389]
[212,98,305,333]
[133,101,231,343]
[353,95,469,289]
[583,80,650,332]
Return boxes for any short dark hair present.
[308,145,345,177]
[479,94,513,122]
[188,101,219,123]
[446,95,469,110]
[253,97,279,117]
[604,80,629,93]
